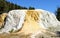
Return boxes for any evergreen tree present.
[29,6,35,10]
[56,7,60,21]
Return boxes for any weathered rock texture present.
[0,13,7,29]
[0,9,60,38]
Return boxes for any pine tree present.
[56,7,60,21]
[29,6,35,10]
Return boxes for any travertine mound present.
[0,9,60,38]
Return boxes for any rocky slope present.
[0,9,60,38]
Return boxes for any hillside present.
[0,0,27,14]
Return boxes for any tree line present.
[0,0,35,14]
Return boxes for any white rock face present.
[0,9,60,34]
[0,10,27,33]
[37,9,60,32]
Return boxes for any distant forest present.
[0,0,35,14]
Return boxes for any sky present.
[6,0,60,13]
